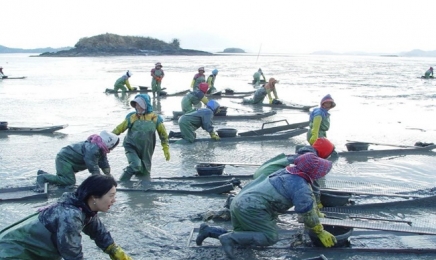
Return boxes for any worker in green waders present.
[181,82,209,113]
[114,70,135,92]
[195,153,337,259]
[206,69,219,94]
[151,62,164,97]
[168,100,221,143]
[252,68,266,85]
[112,94,170,181]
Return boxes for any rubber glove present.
[317,202,324,209]
[201,96,209,106]
[309,116,322,145]
[105,243,133,260]
[311,224,337,248]
[191,79,195,89]
[315,207,325,218]
[163,145,170,161]
[210,132,220,141]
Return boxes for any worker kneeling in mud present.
[243,78,281,104]
[195,138,335,222]
[168,100,221,143]
[195,153,337,259]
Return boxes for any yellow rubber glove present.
[311,224,337,248]
[309,116,322,145]
[210,132,220,141]
[191,79,195,89]
[163,145,170,161]
[317,202,324,209]
[315,207,325,218]
[105,243,133,260]
[201,96,209,106]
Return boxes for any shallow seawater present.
[1,53,436,259]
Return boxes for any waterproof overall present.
[38,142,110,186]
[307,108,331,143]
[207,74,217,94]
[181,91,207,113]
[243,87,267,104]
[252,71,265,85]
[114,75,131,92]
[121,118,157,180]
[192,74,206,91]
[151,68,164,95]
[0,214,60,260]
[178,108,214,143]
[228,176,294,246]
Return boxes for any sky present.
[1,0,435,54]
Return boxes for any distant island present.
[36,33,212,57]
[220,48,246,53]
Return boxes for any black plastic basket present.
[195,164,225,176]
[309,225,353,248]
[320,192,351,207]
[215,106,227,116]
[345,142,369,151]
[216,128,237,138]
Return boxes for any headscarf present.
[87,134,110,155]
[285,153,332,183]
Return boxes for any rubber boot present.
[119,169,134,181]
[195,223,228,246]
[219,231,270,259]
[169,131,182,139]
[37,170,49,175]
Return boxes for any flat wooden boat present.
[0,124,68,134]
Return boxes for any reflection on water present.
[1,54,436,259]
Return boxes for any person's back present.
[243,87,267,104]
[179,108,214,131]
[181,83,209,113]
[178,100,220,143]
